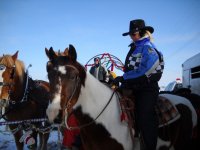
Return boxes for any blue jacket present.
[123,37,164,81]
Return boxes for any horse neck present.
[75,73,113,115]
[10,71,27,101]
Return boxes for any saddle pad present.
[156,96,180,128]
[159,93,197,127]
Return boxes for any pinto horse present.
[172,88,200,150]
[0,52,50,150]
[45,45,197,150]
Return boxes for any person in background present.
[89,57,109,82]
[113,19,164,150]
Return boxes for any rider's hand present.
[113,76,124,86]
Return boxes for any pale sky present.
[0,0,200,87]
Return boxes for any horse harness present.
[0,64,46,120]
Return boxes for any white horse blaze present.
[46,78,62,123]
[58,66,66,75]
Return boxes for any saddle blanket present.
[159,94,197,127]
[156,96,180,128]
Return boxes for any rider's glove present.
[113,76,124,86]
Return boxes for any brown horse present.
[45,45,197,150]
[0,52,50,150]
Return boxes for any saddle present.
[117,90,180,128]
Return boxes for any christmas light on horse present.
[45,45,197,150]
[0,52,50,150]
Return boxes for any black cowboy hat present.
[122,19,154,36]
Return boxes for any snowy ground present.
[0,118,174,150]
[0,119,63,150]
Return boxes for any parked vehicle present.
[182,53,200,96]
[164,78,183,92]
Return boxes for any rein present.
[65,90,116,130]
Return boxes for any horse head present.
[45,45,86,123]
[0,51,25,108]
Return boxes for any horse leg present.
[43,132,50,150]
[173,104,193,150]
[31,130,38,150]
[38,132,50,150]
[38,133,44,150]
[12,129,24,150]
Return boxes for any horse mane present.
[54,48,69,56]
[74,61,86,86]
[0,55,25,83]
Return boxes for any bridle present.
[59,65,81,113]
[0,64,16,103]
[0,64,15,84]
[0,64,32,103]
[0,64,32,121]
[54,64,116,130]
[0,63,16,119]
[49,64,81,127]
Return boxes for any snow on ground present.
[0,119,174,150]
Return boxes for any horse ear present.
[68,44,77,62]
[45,47,49,58]
[63,48,69,56]
[12,51,19,62]
[45,47,57,60]
[48,47,57,60]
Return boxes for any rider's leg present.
[134,87,159,150]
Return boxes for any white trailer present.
[182,53,200,96]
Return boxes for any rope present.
[0,118,48,126]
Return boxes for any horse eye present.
[0,65,6,70]
[69,74,76,80]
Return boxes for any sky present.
[0,0,200,88]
